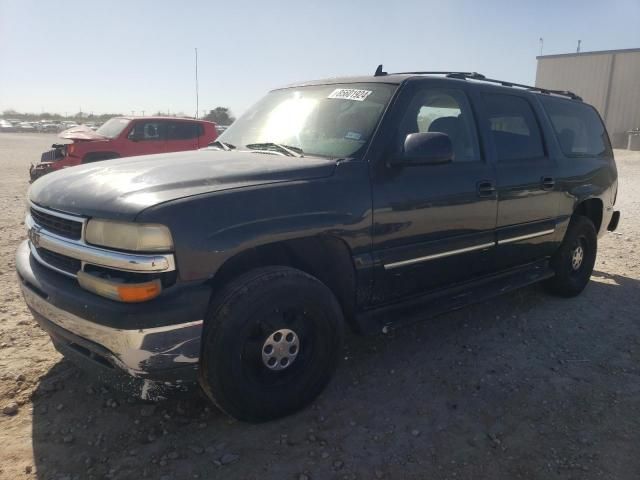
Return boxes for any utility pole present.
[577,40,581,54]
[195,48,199,119]
[539,37,544,56]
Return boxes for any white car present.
[18,122,36,132]
[0,119,16,131]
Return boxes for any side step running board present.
[355,260,554,335]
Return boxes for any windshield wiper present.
[245,143,304,157]
[208,140,236,151]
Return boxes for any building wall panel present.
[536,50,640,147]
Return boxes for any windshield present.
[217,83,396,158]
[96,118,131,139]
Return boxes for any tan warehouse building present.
[536,48,640,148]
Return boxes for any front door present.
[125,120,168,156]
[370,82,498,304]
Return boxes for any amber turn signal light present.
[77,271,162,303]
[117,281,162,303]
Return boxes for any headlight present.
[85,219,173,252]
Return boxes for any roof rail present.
[374,65,485,79]
[372,65,582,101]
[448,72,583,101]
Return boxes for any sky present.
[1,0,639,118]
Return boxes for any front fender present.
[136,161,372,282]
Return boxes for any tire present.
[199,266,344,422]
[544,215,597,297]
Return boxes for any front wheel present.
[544,215,597,297]
[199,266,344,422]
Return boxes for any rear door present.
[477,91,560,269]
[370,80,498,304]
[165,121,201,152]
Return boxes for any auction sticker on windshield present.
[328,89,373,101]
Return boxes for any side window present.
[167,122,202,140]
[483,94,545,161]
[128,121,166,141]
[398,88,480,162]
[539,97,612,157]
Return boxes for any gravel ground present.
[1,133,639,480]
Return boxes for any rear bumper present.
[16,240,210,398]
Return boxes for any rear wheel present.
[199,266,344,422]
[544,215,597,297]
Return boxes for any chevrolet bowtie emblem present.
[29,226,42,249]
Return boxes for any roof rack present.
[451,73,583,101]
[372,65,582,101]
[374,65,483,79]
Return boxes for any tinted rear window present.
[483,94,545,161]
[167,122,203,140]
[539,97,611,157]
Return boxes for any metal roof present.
[537,47,640,60]
[281,75,410,88]
[280,70,582,101]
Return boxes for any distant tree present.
[203,107,235,125]
[0,109,122,123]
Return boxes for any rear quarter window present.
[539,97,612,157]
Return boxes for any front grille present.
[36,247,82,275]
[31,207,82,240]
[40,148,64,162]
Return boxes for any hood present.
[59,125,107,141]
[29,149,337,220]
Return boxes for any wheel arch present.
[573,197,603,233]
[209,234,358,330]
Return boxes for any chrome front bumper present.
[21,283,203,377]
[16,240,210,397]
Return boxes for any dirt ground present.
[1,132,639,480]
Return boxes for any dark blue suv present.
[17,67,620,421]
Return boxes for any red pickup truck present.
[30,116,218,181]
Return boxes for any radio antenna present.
[195,47,199,119]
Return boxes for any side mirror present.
[393,132,453,166]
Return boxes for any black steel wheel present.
[544,215,597,297]
[199,266,344,422]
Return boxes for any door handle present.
[477,180,496,197]
[541,176,555,190]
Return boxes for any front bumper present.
[16,240,210,398]
[30,162,55,182]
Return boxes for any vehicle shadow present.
[31,271,640,479]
